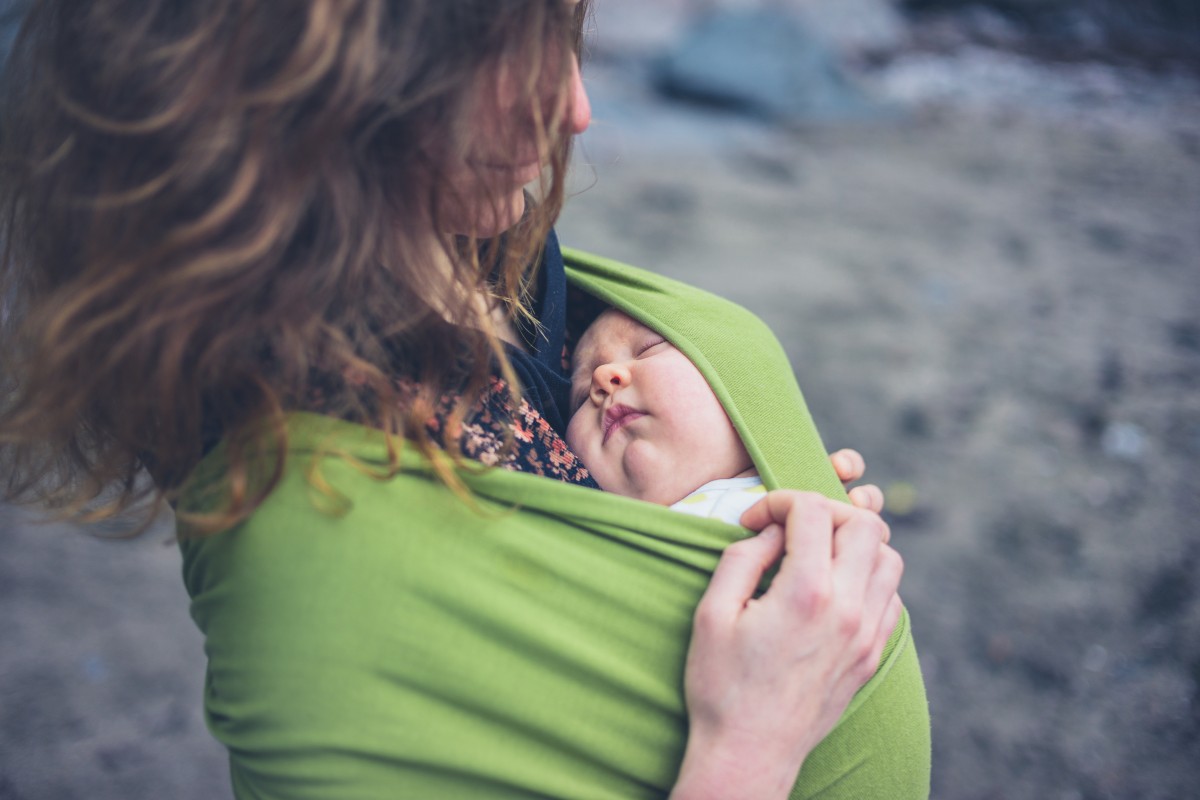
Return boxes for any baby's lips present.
[602,404,644,444]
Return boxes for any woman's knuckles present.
[692,599,727,634]
[878,547,904,587]
[785,580,832,616]
[836,604,864,639]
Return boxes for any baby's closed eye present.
[637,337,667,356]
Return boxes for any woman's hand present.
[830,448,885,513]
[670,491,903,800]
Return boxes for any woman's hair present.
[0,0,590,533]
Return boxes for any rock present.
[0,1,33,61]
[899,0,1200,64]
[653,8,882,121]
[787,0,908,55]
[584,0,693,58]
[589,0,907,60]
[1101,421,1147,461]
[897,405,933,438]
[1082,644,1109,673]
[1168,321,1200,354]
[1138,560,1195,620]
[884,480,920,516]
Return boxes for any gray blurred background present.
[3,1,1198,798]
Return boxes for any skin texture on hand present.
[669,492,903,800]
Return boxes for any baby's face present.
[565,309,752,505]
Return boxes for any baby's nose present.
[591,362,629,399]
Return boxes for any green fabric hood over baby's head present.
[180,250,931,799]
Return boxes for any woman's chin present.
[449,190,527,238]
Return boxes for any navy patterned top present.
[418,230,600,489]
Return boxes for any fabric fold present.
[180,250,930,799]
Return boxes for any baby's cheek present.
[564,415,587,459]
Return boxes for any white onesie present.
[669,476,765,525]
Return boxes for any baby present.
[566,308,878,523]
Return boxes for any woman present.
[0,1,928,797]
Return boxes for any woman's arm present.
[670,492,903,799]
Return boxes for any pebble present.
[1082,644,1108,673]
[868,45,1200,131]
[653,8,880,121]
[82,654,109,683]
[1100,421,1147,461]
[885,480,920,516]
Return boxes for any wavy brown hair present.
[0,0,591,533]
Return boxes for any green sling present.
[180,249,931,799]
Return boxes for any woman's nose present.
[565,56,591,135]
[590,362,628,402]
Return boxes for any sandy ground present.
[3,8,1199,800]
[559,35,1200,799]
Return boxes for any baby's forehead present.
[574,309,650,358]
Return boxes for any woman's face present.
[444,2,591,237]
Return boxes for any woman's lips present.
[603,404,645,444]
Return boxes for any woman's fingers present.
[830,448,866,483]
[822,510,889,625]
[697,526,785,625]
[828,497,891,546]
[741,491,836,596]
[851,541,903,644]
[739,489,825,534]
[679,489,907,793]
[859,592,906,685]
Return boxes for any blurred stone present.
[1101,421,1147,461]
[900,0,1200,65]
[588,0,907,60]
[960,5,1023,47]
[1082,644,1108,673]
[653,8,882,121]
[885,480,920,516]
[1087,222,1128,253]
[82,655,109,683]
[999,230,1033,265]
[584,0,692,57]
[1139,562,1195,620]
[0,0,33,61]
[1082,476,1112,507]
[1019,653,1071,691]
[1098,352,1123,394]
[987,633,1013,664]
[897,405,932,438]
[1167,321,1200,354]
[788,0,908,55]
[919,277,955,309]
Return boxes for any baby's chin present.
[632,464,760,507]
[619,472,706,507]
[587,468,683,507]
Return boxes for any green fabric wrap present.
[180,249,931,799]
